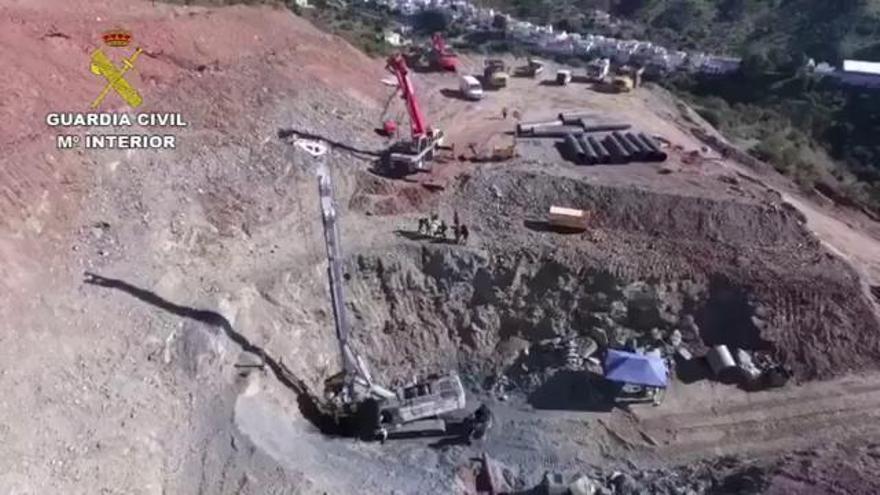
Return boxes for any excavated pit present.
[329,167,880,395]
[341,246,773,396]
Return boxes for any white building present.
[700,56,741,75]
[383,0,741,77]
[384,30,405,46]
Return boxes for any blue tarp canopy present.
[603,349,668,388]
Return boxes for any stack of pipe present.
[557,132,668,165]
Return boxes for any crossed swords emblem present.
[90,47,143,109]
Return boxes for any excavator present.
[303,139,466,441]
[380,53,447,177]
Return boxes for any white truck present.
[459,75,483,100]
[556,69,572,86]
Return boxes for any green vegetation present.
[670,70,880,210]
[296,1,396,56]
[159,0,396,56]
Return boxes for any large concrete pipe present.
[563,133,586,164]
[602,134,629,164]
[637,133,668,162]
[577,134,598,165]
[707,345,737,377]
[624,132,650,161]
[558,111,596,122]
[520,125,585,138]
[612,131,639,159]
[580,122,632,133]
[588,136,611,164]
[516,119,564,135]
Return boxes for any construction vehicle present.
[381,54,446,177]
[302,140,466,440]
[483,59,509,89]
[429,32,457,72]
[585,58,610,82]
[491,141,518,160]
[514,57,544,77]
[524,58,545,77]
[462,140,518,162]
[611,76,635,92]
[596,75,634,93]
[459,75,483,100]
[618,65,645,87]
[556,69,572,86]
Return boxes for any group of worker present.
[417,212,469,244]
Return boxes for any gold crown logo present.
[102,28,132,48]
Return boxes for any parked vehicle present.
[459,75,484,100]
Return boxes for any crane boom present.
[386,54,427,140]
[317,164,356,380]
[316,161,394,402]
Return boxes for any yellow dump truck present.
[611,76,634,92]
[484,59,509,89]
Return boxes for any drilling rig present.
[380,54,446,177]
[304,140,466,440]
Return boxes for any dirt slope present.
[0,1,387,493]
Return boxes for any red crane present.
[386,53,428,140]
[383,53,445,175]
[430,32,458,72]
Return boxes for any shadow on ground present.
[394,229,458,244]
[278,127,382,158]
[528,369,615,412]
[523,219,584,234]
[82,272,341,435]
[440,88,472,101]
